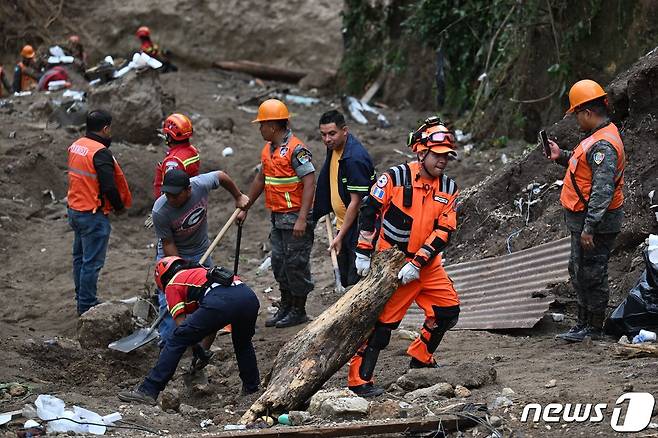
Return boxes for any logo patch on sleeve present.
[296,149,312,164]
[376,174,389,188]
[372,187,385,200]
[593,151,605,165]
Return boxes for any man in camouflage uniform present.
[547,79,625,342]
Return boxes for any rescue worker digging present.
[348,117,461,398]
[117,257,260,405]
[238,99,316,328]
[135,26,178,73]
[547,79,626,342]
[13,45,40,92]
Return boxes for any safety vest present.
[67,137,132,214]
[17,62,37,91]
[375,161,458,258]
[153,143,200,198]
[560,123,625,212]
[261,135,305,212]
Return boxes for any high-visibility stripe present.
[264,175,301,185]
[284,192,292,208]
[182,155,200,167]
[68,167,97,178]
[169,302,185,316]
[347,185,370,192]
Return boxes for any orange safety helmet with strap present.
[67,137,132,214]
[261,135,306,212]
[154,256,185,290]
[163,113,193,141]
[560,123,625,212]
[136,26,151,38]
[407,116,457,157]
[252,99,290,123]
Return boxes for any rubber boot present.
[275,295,309,328]
[556,305,587,340]
[265,290,291,327]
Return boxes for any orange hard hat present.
[252,99,290,123]
[567,79,607,113]
[136,26,151,38]
[163,113,193,141]
[20,45,36,59]
[69,35,80,44]
[407,117,457,156]
[154,256,185,290]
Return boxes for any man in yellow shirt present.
[313,110,375,287]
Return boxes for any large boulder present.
[77,302,133,349]
[87,70,173,144]
[396,363,497,391]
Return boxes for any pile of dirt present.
[452,46,658,311]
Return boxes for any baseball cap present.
[161,169,190,195]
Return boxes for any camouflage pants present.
[270,224,315,298]
[568,231,617,314]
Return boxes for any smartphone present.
[539,130,550,158]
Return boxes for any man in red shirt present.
[118,257,260,405]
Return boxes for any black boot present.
[556,305,587,340]
[348,382,384,398]
[562,311,605,342]
[275,296,309,328]
[409,357,440,369]
[265,291,291,327]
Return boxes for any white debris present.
[222,147,234,157]
[35,394,121,435]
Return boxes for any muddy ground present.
[0,58,657,437]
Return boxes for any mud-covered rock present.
[87,70,171,144]
[77,302,132,349]
[405,382,454,401]
[308,388,355,415]
[319,397,369,419]
[161,388,180,412]
[396,363,497,391]
[369,399,404,419]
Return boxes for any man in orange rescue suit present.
[67,110,132,315]
[347,117,460,398]
[238,99,316,328]
[13,45,40,92]
[153,113,200,199]
[135,26,178,73]
[547,79,625,342]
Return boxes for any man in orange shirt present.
[66,110,132,315]
[347,117,460,397]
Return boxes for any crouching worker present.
[118,257,260,405]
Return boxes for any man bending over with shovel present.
[118,257,261,405]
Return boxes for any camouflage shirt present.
[556,120,623,234]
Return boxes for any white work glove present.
[144,213,154,229]
[355,253,371,277]
[397,262,420,285]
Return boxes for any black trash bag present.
[605,250,658,337]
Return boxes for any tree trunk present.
[214,60,307,83]
[241,249,406,424]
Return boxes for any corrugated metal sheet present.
[402,237,571,330]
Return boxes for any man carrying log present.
[348,117,461,397]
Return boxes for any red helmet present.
[407,117,457,157]
[154,256,185,290]
[136,26,151,38]
[68,35,80,44]
[163,113,193,141]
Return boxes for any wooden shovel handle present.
[199,208,241,265]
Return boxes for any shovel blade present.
[108,328,159,353]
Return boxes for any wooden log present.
[241,249,406,424]
[214,60,307,83]
[212,414,480,437]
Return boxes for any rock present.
[489,396,513,410]
[8,383,27,397]
[288,410,312,426]
[87,70,172,144]
[212,117,235,132]
[77,302,133,349]
[405,382,454,401]
[319,397,370,420]
[623,382,634,392]
[545,379,557,388]
[180,403,203,416]
[490,415,503,427]
[308,388,355,415]
[387,383,405,396]
[369,399,402,420]
[396,329,419,341]
[454,385,471,398]
[28,97,52,118]
[160,389,180,412]
[396,363,496,391]
[501,387,516,397]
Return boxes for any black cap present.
[161,169,190,195]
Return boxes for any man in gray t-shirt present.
[153,169,248,345]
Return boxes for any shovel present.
[108,208,242,353]
[325,215,346,294]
